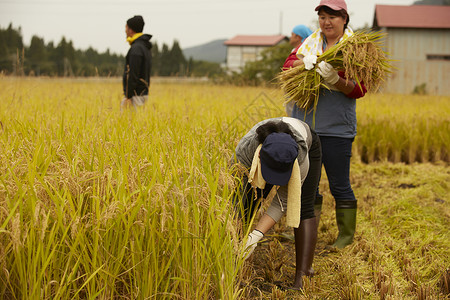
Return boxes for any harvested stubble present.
[277,30,393,111]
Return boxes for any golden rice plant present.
[277,30,393,110]
[0,79,259,299]
[355,94,450,164]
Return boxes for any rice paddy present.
[0,78,449,299]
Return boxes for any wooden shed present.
[224,35,288,73]
[373,5,450,95]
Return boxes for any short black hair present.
[256,121,295,144]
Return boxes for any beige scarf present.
[248,145,302,228]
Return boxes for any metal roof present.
[374,5,450,29]
[224,35,287,46]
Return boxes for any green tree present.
[187,56,194,74]
[0,30,9,72]
[5,23,23,51]
[27,35,47,75]
[168,40,186,75]
[239,41,293,86]
[44,41,58,76]
[0,23,123,77]
[188,59,224,77]
[159,43,171,76]
[0,23,24,73]
[55,37,75,76]
[151,42,160,76]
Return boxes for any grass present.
[0,78,449,299]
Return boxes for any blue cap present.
[292,25,313,43]
[260,133,299,186]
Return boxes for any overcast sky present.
[1,0,414,55]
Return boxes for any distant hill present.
[183,39,227,63]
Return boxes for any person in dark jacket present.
[122,15,152,109]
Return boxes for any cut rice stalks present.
[277,30,393,111]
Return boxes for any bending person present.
[234,117,321,290]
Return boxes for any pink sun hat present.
[315,0,348,12]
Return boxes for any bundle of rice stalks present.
[277,30,393,111]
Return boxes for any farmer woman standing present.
[234,117,321,289]
[291,0,367,248]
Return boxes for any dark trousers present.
[236,131,322,222]
[318,136,356,203]
[299,130,322,220]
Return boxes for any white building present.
[224,35,288,73]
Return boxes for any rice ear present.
[277,30,393,113]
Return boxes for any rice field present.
[0,78,449,299]
[356,94,449,164]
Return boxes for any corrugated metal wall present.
[382,28,450,95]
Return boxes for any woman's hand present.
[316,61,355,95]
[316,61,339,85]
[292,59,303,67]
[303,55,318,70]
[292,54,305,67]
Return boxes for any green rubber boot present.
[332,200,357,249]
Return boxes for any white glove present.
[316,61,340,85]
[303,55,317,70]
[243,229,264,260]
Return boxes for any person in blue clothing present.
[292,0,367,248]
[283,25,313,116]
[122,15,152,109]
